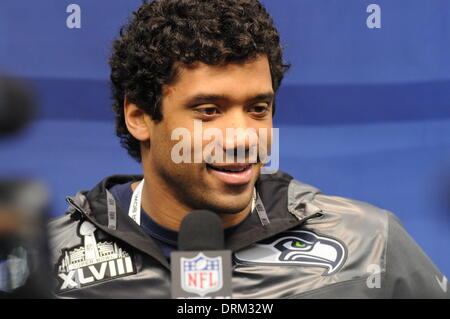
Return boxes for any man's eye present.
[195,107,219,116]
[249,105,270,116]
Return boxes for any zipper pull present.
[65,195,86,221]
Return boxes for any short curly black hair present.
[109,0,290,162]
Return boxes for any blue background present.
[0,0,449,276]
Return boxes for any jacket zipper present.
[301,211,323,223]
[65,194,171,270]
[65,196,86,221]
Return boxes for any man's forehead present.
[174,55,269,72]
[162,55,272,97]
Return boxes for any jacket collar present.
[65,171,322,270]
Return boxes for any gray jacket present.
[48,171,449,298]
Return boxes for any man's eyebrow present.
[186,94,228,105]
[185,92,275,105]
[247,92,275,103]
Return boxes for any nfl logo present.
[180,252,223,297]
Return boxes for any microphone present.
[0,180,53,298]
[171,210,232,299]
[0,75,36,137]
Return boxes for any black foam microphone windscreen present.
[172,210,232,298]
[0,76,35,136]
[178,210,224,251]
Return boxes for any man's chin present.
[205,172,259,214]
[201,193,253,215]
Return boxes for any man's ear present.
[124,96,151,142]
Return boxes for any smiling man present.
[48,0,449,298]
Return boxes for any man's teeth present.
[209,165,248,173]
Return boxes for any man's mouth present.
[206,163,251,173]
[206,163,254,185]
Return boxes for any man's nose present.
[221,111,258,160]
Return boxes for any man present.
[48,0,448,298]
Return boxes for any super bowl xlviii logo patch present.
[234,230,347,275]
[56,221,136,291]
[181,253,223,297]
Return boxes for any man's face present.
[145,55,274,214]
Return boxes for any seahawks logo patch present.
[56,221,136,292]
[234,230,347,275]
